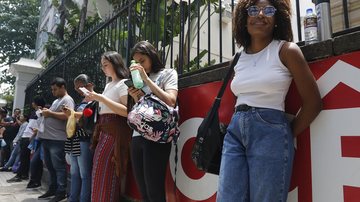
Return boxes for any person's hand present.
[41,108,50,117]
[128,87,145,102]
[31,127,38,134]
[130,64,149,81]
[85,91,103,102]
[13,142,17,147]
[62,106,72,117]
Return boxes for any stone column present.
[9,58,43,111]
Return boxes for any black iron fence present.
[25,0,359,106]
[25,0,238,105]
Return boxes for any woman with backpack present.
[127,41,178,202]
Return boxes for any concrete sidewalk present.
[0,171,45,202]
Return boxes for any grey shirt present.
[38,94,75,141]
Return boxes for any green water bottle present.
[130,60,144,89]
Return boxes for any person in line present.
[27,96,46,189]
[216,0,322,201]
[1,115,28,173]
[86,51,132,202]
[0,107,9,166]
[127,41,178,202]
[8,97,46,183]
[37,77,75,202]
[0,108,21,165]
[63,74,94,202]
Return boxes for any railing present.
[25,0,238,105]
[25,0,359,106]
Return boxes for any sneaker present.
[20,175,29,180]
[38,190,56,199]
[0,167,10,172]
[48,193,66,202]
[6,176,22,183]
[26,182,41,188]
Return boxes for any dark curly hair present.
[102,51,130,80]
[130,41,165,73]
[233,0,293,49]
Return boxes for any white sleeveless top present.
[230,40,292,111]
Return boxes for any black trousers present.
[16,138,30,178]
[131,136,171,202]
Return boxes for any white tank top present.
[230,40,292,111]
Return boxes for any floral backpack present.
[127,70,180,144]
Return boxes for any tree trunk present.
[78,0,88,38]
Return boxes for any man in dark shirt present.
[0,108,21,166]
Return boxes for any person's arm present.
[143,78,178,107]
[86,91,128,117]
[12,124,24,144]
[280,42,322,137]
[0,127,5,138]
[42,108,69,120]
[131,65,178,107]
[0,120,19,127]
[63,107,83,119]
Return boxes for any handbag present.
[191,52,241,175]
[66,109,76,138]
[127,93,180,143]
[78,101,99,135]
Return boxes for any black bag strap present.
[216,52,241,99]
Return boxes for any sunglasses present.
[247,5,277,17]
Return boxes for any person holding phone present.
[84,51,132,202]
[127,41,178,202]
[37,78,75,201]
[26,96,46,189]
[63,74,94,202]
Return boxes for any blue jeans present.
[4,142,20,168]
[217,107,294,202]
[68,141,93,202]
[41,139,67,195]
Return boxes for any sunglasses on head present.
[247,5,277,17]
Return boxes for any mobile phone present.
[79,87,90,95]
[124,79,134,88]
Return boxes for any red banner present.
[125,51,360,202]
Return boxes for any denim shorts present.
[217,107,295,202]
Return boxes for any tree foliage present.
[43,0,102,64]
[0,0,40,90]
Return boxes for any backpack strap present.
[216,52,241,99]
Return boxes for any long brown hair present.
[101,51,130,80]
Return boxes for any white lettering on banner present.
[166,59,360,201]
[169,118,218,200]
[311,108,360,202]
[288,187,299,202]
[316,60,360,97]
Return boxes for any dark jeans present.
[16,138,30,178]
[131,136,171,202]
[42,139,67,195]
[29,140,43,184]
